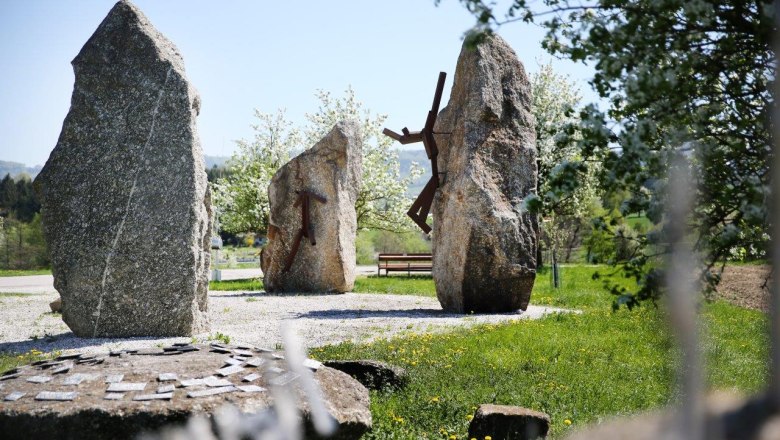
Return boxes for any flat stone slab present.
[0,344,370,440]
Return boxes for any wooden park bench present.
[377,253,433,276]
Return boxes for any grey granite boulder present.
[0,344,371,440]
[468,404,550,440]
[323,360,408,390]
[35,0,211,337]
[431,35,538,313]
[262,121,362,293]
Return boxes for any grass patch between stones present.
[209,278,263,291]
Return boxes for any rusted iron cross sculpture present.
[382,72,447,234]
[283,190,327,272]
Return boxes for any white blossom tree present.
[212,88,423,235]
[211,110,300,234]
[529,62,600,263]
[304,87,423,232]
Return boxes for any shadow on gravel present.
[296,308,524,320]
[0,333,189,355]
[209,291,347,298]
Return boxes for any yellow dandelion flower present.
[466,414,474,421]
[430,396,440,403]
[564,419,572,425]
[485,436,492,440]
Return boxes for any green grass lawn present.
[355,275,437,297]
[0,268,52,277]
[310,266,768,439]
[209,278,263,291]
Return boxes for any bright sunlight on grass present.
[310,265,768,439]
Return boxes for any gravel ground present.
[716,264,771,311]
[0,290,570,355]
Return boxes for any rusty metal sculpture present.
[382,72,447,234]
[283,190,327,272]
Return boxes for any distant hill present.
[0,161,42,179]
[205,155,230,169]
[397,148,430,196]
[2,151,425,188]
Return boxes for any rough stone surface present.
[432,35,538,313]
[323,360,408,390]
[35,0,211,337]
[262,121,362,293]
[0,344,371,440]
[468,404,550,440]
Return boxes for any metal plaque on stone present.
[223,357,244,366]
[134,392,173,401]
[135,348,165,356]
[26,375,53,384]
[51,362,73,375]
[4,391,26,401]
[157,384,176,394]
[233,349,253,357]
[269,372,300,387]
[237,385,266,393]
[35,391,78,401]
[158,373,178,382]
[245,357,265,367]
[62,374,87,386]
[107,382,147,392]
[105,374,124,383]
[187,386,236,398]
[303,359,323,371]
[56,352,83,360]
[204,376,233,387]
[0,373,21,381]
[180,378,207,387]
[242,373,261,382]
[104,392,125,400]
[216,365,244,377]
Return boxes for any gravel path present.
[0,290,570,355]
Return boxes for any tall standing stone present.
[35,0,211,337]
[262,121,362,293]
[431,35,538,313]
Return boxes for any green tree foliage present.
[212,88,423,235]
[0,174,40,222]
[451,0,774,306]
[0,215,49,270]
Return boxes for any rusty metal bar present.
[283,190,327,272]
[382,71,447,234]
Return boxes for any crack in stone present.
[92,67,173,337]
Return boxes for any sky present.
[0,0,598,167]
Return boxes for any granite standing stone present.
[432,35,538,313]
[262,121,362,293]
[35,0,211,337]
